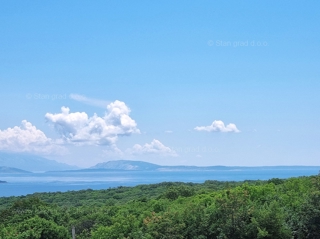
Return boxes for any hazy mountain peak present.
[0,152,78,172]
[0,166,31,173]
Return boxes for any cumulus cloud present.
[128,139,178,157]
[69,94,110,108]
[194,120,240,133]
[0,120,65,154]
[45,100,140,146]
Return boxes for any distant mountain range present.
[0,166,31,174]
[1,154,319,174]
[91,160,160,171]
[57,160,236,172]
[88,160,232,171]
[88,160,320,172]
[0,152,78,172]
[90,160,223,171]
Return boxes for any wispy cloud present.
[69,94,110,108]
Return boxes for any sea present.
[1,167,320,197]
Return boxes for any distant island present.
[89,160,242,171]
[89,160,320,171]
[53,160,320,173]
[0,166,31,174]
[1,158,320,174]
[0,180,7,183]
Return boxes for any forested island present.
[0,175,319,238]
[0,181,7,183]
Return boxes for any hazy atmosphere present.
[1,2,320,239]
[1,1,319,167]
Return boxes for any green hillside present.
[0,176,319,239]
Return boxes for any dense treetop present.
[0,176,319,238]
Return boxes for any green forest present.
[0,175,319,239]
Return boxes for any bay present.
[1,167,320,197]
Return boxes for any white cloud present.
[0,120,65,154]
[194,120,240,133]
[45,100,140,146]
[128,139,178,157]
[164,130,173,134]
[69,94,110,108]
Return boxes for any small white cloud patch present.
[45,100,140,146]
[0,120,65,154]
[194,120,240,133]
[128,139,178,157]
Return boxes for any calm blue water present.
[1,167,320,197]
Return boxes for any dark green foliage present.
[267,178,285,185]
[0,216,70,239]
[1,176,320,238]
[162,185,195,200]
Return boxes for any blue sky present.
[0,1,319,167]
